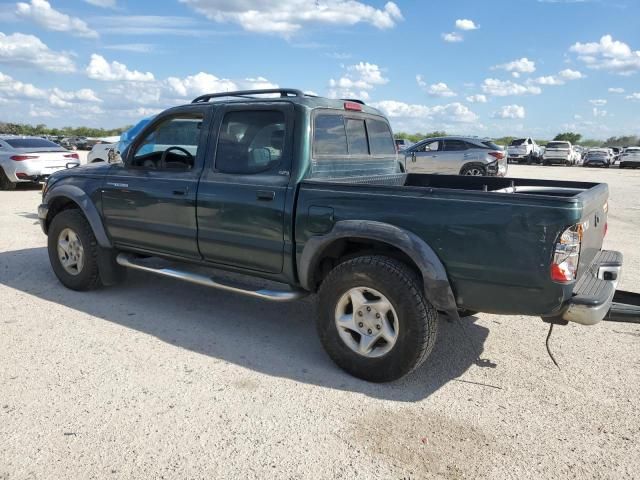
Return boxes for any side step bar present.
[605,290,640,324]
[116,253,307,302]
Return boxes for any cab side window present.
[442,140,468,151]
[215,110,286,174]
[130,114,203,170]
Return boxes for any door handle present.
[256,190,275,201]
[172,188,188,196]
[411,152,416,162]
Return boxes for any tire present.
[0,168,16,190]
[91,158,105,163]
[460,164,486,176]
[48,209,102,291]
[317,255,438,382]
[458,309,478,318]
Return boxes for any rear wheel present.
[317,256,438,382]
[48,210,102,291]
[460,165,486,176]
[0,168,16,190]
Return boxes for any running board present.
[604,290,640,324]
[116,253,307,302]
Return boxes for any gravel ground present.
[1,164,639,479]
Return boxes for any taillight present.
[64,153,79,160]
[489,151,505,160]
[344,101,363,111]
[550,225,582,283]
[10,155,38,161]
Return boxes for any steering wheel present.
[159,146,193,169]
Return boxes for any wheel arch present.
[44,185,112,248]
[298,220,459,320]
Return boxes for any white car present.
[542,141,576,166]
[0,135,79,190]
[86,142,116,164]
[507,137,542,164]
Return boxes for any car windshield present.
[509,139,526,146]
[4,138,62,149]
[546,142,570,149]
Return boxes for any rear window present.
[311,112,397,178]
[5,138,61,149]
[481,141,501,150]
[547,142,570,149]
[510,138,526,146]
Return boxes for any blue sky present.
[0,0,639,139]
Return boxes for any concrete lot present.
[1,164,639,479]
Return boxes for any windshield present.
[509,139,526,146]
[5,138,62,149]
[546,142,570,149]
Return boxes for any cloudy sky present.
[0,0,639,139]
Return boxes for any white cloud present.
[608,87,625,93]
[104,43,155,53]
[493,57,536,74]
[592,107,607,117]
[0,32,76,73]
[570,35,640,75]
[426,82,456,97]
[180,0,403,36]
[84,0,116,7]
[29,104,55,118]
[626,92,640,101]
[466,94,487,103]
[372,100,477,124]
[328,62,387,100]
[49,87,102,108]
[589,99,607,106]
[559,68,583,79]
[240,77,279,90]
[166,72,237,97]
[16,0,98,38]
[530,75,564,85]
[492,104,525,119]
[86,54,155,81]
[482,78,541,96]
[415,74,427,87]
[442,31,463,43]
[455,19,478,30]
[0,71,46,99]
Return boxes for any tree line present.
[0,122,131,138]
[396,131,640,148]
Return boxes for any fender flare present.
[44,184,112,248]
[298,220,459,320]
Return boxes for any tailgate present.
[576,183,609,279]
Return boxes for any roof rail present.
[341,98,366,105]
[192,88,305,103]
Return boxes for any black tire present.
[317,256,438,382]
[0,168,16,190]
[91,158,105,163]
[48,209,102,291]
[458,309,478,318]
[460,164,486,176]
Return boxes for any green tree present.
[553,132,582,144]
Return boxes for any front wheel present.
[48,209,102,291]
[317,256,438,382]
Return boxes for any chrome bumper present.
[562,250,622,326]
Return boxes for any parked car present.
[38,88,622,382]
[610,147,622,163]
[542,141,576,165]
[0,136,79,190]
[403,136,507,176]
[619,147,640,168]
[86,143,116,164]
[583,149,611,168]
[507,137,542,164]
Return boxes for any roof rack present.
[192,88,305,104]
[341,98,366,105]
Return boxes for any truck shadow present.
[0,247,492,402]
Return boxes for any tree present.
[395,131,447,143]
[553,132,582,144]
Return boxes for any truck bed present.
[296,173,609,316]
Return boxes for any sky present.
[0,0,639,139]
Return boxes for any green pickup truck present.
[38,89,623,382]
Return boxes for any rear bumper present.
[556,250,623,326]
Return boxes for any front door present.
[101,108,210,259]
[197,103,293,274]
[407,139,442,173]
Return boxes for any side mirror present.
[107,148,122,164]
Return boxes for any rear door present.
[438,139,474,174]
[196,103,293,273]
